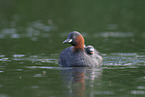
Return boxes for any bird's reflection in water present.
[60,67,102,97]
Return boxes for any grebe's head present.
[63,31,85,50]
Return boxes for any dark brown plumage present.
[59,31,102,67]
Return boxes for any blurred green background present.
[0,0,145,54]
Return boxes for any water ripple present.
[0,53,145,66]
[0,20,57,39]
[102,53,145,66]
[93,32,134,38]
[13,54,25,57]
[0,71,4,73]
[131,90,145,94]
[0,58,10,62]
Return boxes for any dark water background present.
[0,0,145,97]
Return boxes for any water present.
[0,0,145,97]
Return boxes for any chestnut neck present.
[73,35,85,51]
